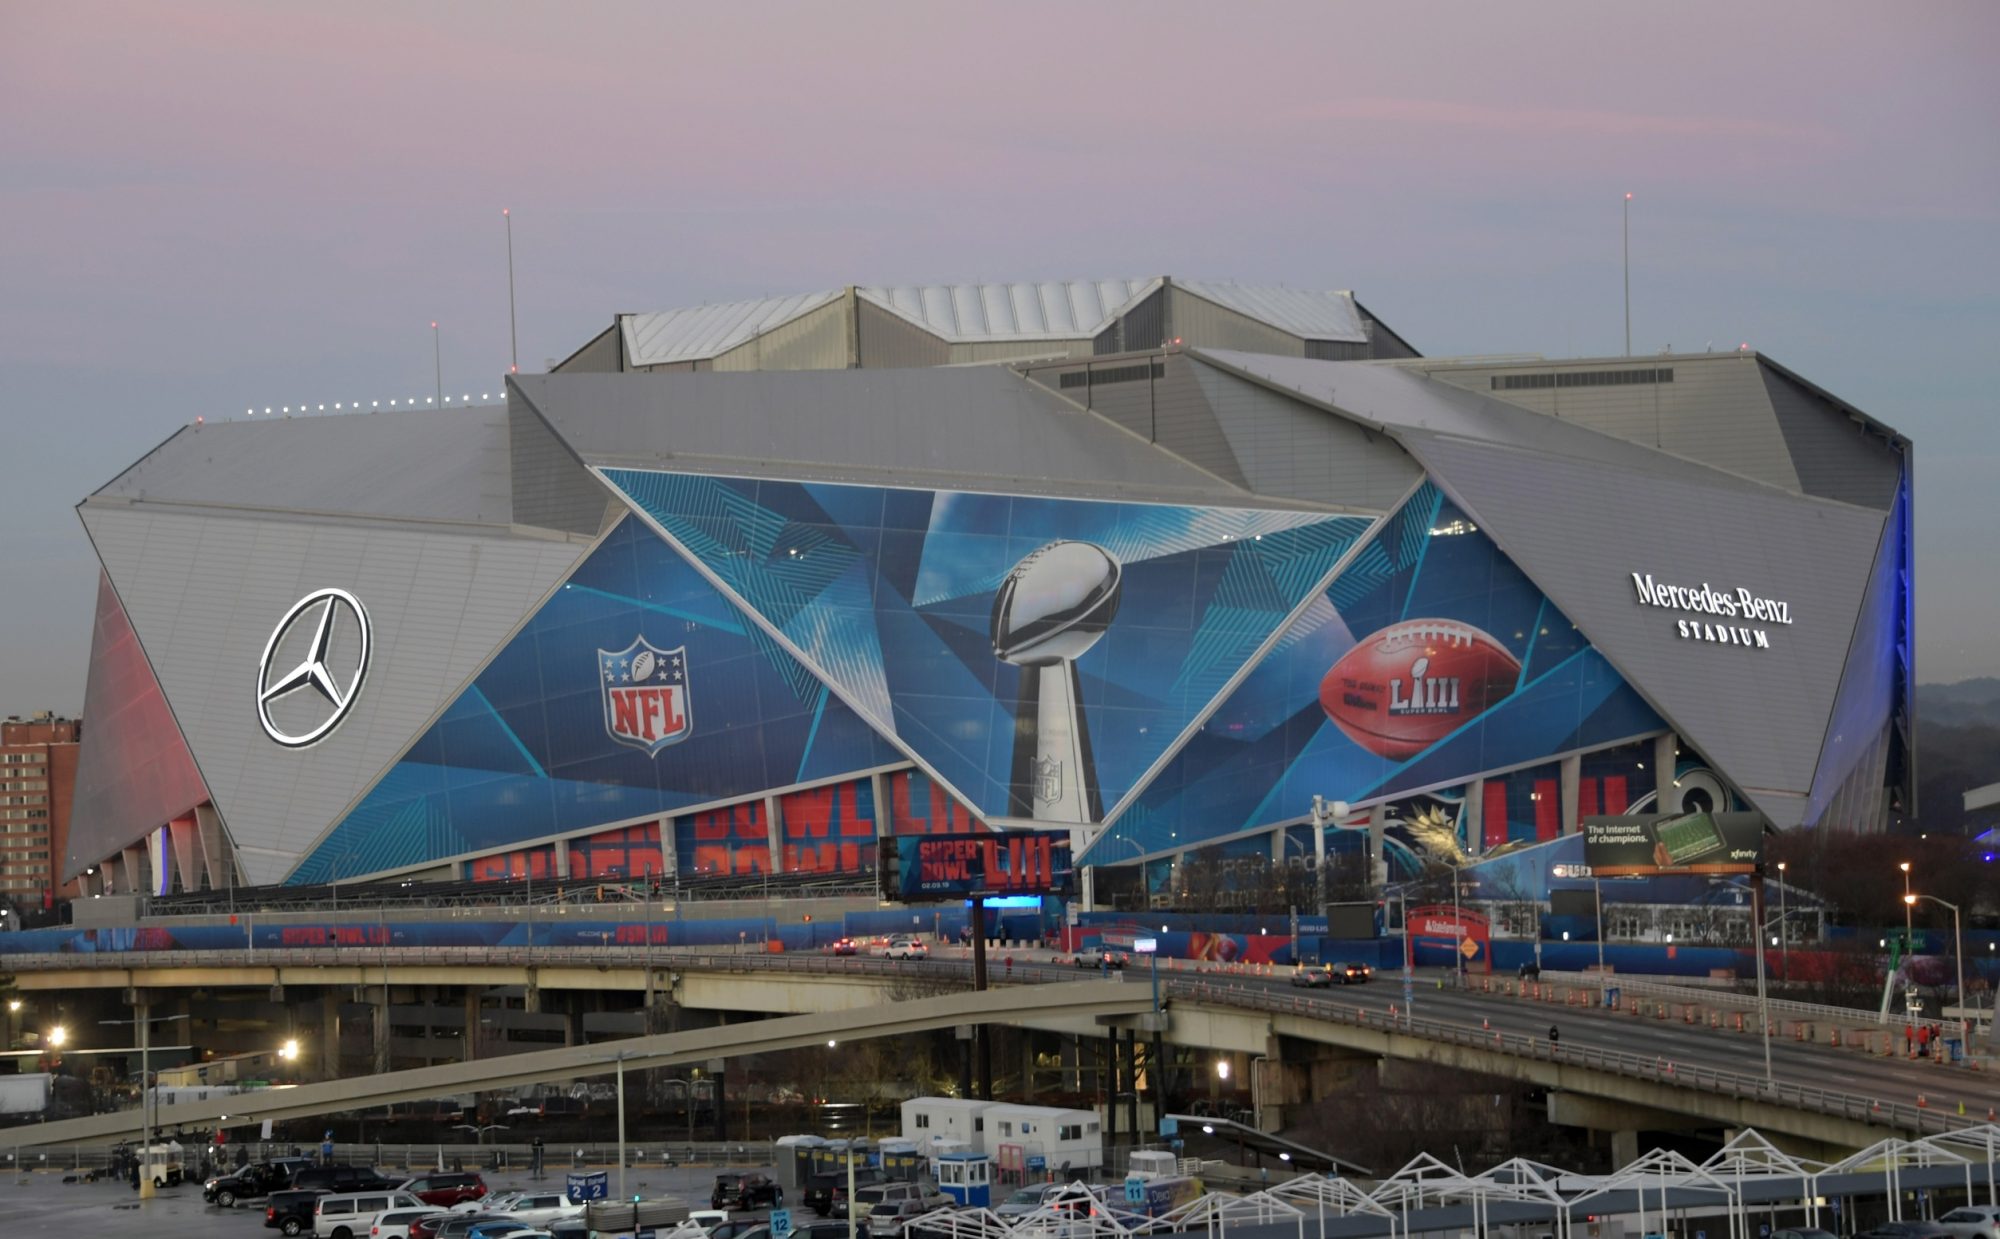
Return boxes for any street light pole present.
[1775,861,1789,980]
[1594,876,1606,975]
[1910,894,1968,1042]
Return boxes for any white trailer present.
[0,1073,53,1116]
[980,1103,1102,1176]
[900,1097,993,1152]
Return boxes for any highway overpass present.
[7,946,1994,1152]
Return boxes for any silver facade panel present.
[1401,428,1886,823]
[946,339,1090,364]
[1170,280,1368,343]
[1507,360,1800,492]
[512,369,1276,508]
[620,291,842,366]
[507,394,613,535]
[1760,366,1903,509]
[550,323,623,374]
[1148,355,1250,488]
[94,408,514,525]
[1167,289,1306,357]
[855,297,949,369]
[1187,359,1422,510]
[80,504,591,884]
[64,571,214,878]
[711,299,850,371]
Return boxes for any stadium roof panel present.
[855,278,1161,342]
[510,367,1321,508]
[621,289,842,367]
[88,405,515,526]
[1173,280,1368,342]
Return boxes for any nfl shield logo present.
[1033,755,1063,806]
[598,637,692,757]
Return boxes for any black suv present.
[713,1172,784,1210]
[291,1164,400,1194]
[265,1188,328,1236]
[804,1170,883,1217]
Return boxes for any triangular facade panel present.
[298,514,903,883]
[600,467,1376,824]
[64,571,214,879]
[82,504,594,884]
[1398,430,1885,824]
[1098,483,1666,860]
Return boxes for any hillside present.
[1918,679,2000,834]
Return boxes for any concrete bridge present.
[7,946,1993,1155]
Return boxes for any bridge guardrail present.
[1169,975,1972,1137]
[1522,969,1977,1040]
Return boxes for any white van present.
[314,1190,425,1239]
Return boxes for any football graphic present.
[1318,619,1522,759]
[630,649,657,682]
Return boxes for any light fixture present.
[279,1039,299,1061]
[6,999,19,1013]
[1278,1153,1292,1162]
[1201,1124,1215,1135]
[46,1025,66,1048]
[1215,1060,1231,1081]
[827,1040,837,1049]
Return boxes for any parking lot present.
[3,1161,773,1239]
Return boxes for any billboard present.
[1582,811,1766,875]
[887,830,1073,900]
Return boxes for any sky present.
[1,1,1995,715]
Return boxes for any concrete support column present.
[1611,1129,1640,1165]
[1271,828,1286,864]
[765,795,784,875]
[1464,779,1484,857]
[1653,733,1679,811]
[462,990,481,1062]
[1561,753,1582,836]
[372,995,390,1075]
[194,804,232,891]
[524,968,540,1014]
[872,771,893,837]
[554,838,570,879]
[319,991,341,1079]
[659,815,678,880]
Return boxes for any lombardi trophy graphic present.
[990,540,1122,821]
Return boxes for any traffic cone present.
[1958,1101,1967,1116]
[1483,1017,1490,1030]
[1918,1094,1929,1108]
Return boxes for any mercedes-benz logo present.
[256,588,372,748]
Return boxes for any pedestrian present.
[1905,1022,1916,1055]
[1548,1024,1560,1045]
[533,1134,545,1178]
[1919,1024,1933,1058]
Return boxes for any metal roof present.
[620,290,842,366]
[89,406,514,526]
[1174,279,1368,342]
[855,279,1160,342]
[510,368,1294,508]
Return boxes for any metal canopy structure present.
[892,1125,2000,1239]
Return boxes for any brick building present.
[1,712,81,907]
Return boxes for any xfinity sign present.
[1630,572,1792,651]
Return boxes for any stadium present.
[63,276,1914,907]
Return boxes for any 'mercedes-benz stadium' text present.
[1630,572,1793,650]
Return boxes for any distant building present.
[0,712,81,905]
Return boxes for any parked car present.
[1073,945,1127,970]
[400,1172,488,1208]
[1326,960,1373,984]
[867,1199,933,1239]
[707,1220,774,1239]
[1288,966,1335,988]
[1856,1224,1953,1239]
[1771,1230,1839,1239]
[466,1223,545,1239]
[315,1191,427,1239]
[1940,1210,2000,1239]
[492,1191,584,1227]
[995,1185,1068,1220]
[852,1183,947,1217]
[794,1222,862,1239]
[295,1166,403,1195]
[415,1216,511,1239]
[712,1172,784,1210]
[872,936,928,960]
[369,1207,451,1239]
[804,1169,883,1217]
[828,938,859,956]
[455,1193,523,1216]
[267,1189,330,1237]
